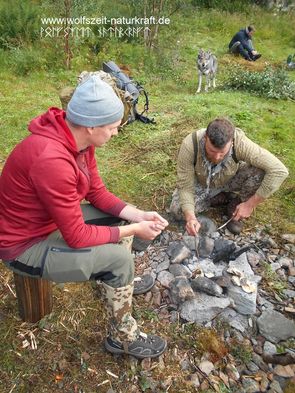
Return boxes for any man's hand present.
[251,50,258,56]
[186,218,201,236]
[233,194,265,221]
[135,220,166,240]
[118,220,166,241]
[139,211,169,226]
[232,201,254,221]
[119,205,168,226]
[184,210,200,236]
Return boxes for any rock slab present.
[257,310,295,343]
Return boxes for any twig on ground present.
[189,355,218,391]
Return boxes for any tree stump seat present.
[13,272,53,323]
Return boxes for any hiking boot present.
[133,274,155,295]
[226,197,244,235]
[209,192,231,207]
[252,53,262,61]
[104,331,167,359]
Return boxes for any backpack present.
[59,61,155,127]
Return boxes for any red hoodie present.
[0,108,126,260]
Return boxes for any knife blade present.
[216,216,233,231]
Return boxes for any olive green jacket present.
[177,128,289,213]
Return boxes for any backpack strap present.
[192,131,198,167]
[134,83,156,124]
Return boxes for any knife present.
[216,216,233,231]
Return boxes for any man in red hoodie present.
[0,75,168,359]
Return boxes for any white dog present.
[196,49,218,93]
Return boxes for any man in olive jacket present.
[170,118,288,235]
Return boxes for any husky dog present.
[196,49,218,93]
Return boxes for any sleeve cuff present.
[105,201,127,217]
[108,226,120,243]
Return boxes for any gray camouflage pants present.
[169,164,264,220]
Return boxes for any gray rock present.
[218,308,249,333]
[283,289,295,298]
[183,235,198,251]
[169,277,195,304]
[212,238,236,263]
[258,295,274,310]
[188,373,200,389]
[228,252,254,277]
[257,310,295,343]
[196,258,226,277]
[156,257,170,273]
[241,376,260,393]
[246,361,260,373]
[263,341,277,355]
[276,268,287,280]
[232,330,244,342]
[179,293,230,324]
[170,310,179,323]
[261,236,278,248]
[270,262,281,272]
[198,236,215,258]
[212,275,231,288]
[247,251,261,267]
[269,380,284,393]
[197,215,217,235]
[198,360,214,375]
[180,358,192,371]
[157,270,174,288]
[252,353,269,372]
[288,276,295,286]
[210,231,221,239]
[278,256,293,269]
[169,264,192,278]
[166,241,192,264]
[281,233,295,244]
[227,281,257,315]
[191,276,223,297]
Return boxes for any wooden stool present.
[13,272,53,323]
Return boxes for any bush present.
[0,0,39,49]
[225,66,295,100]
[190,0,258,13]
[7,47,50,76]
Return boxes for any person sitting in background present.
[169,118,288,235]
[0,75,168,359]
[229,25,261,61]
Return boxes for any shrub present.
[225,66,295,100]
[190,0,258,13]
[7,47,46,76]
[0,0,39,49]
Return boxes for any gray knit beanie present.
[66,75,124,127]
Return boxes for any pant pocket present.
[42,246,94,283]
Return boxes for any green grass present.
[0,4,295,392]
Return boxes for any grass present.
[0,3,295,392]
[260,261,288,296]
